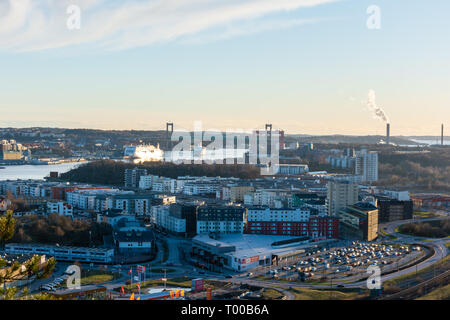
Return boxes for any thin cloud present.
[0,0,340,52]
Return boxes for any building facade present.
[327,180,359,216]
[5,243,114,263]
[338,202,379,241]
[196,206,246,234]
[246,207,338,239]
[378,199,413,222]
[355,149,378,182]
[124,168,148,188]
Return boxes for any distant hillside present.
[286,135,419,145]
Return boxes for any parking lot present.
[39,270,74,292]
[260,242,425,283]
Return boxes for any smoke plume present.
[367,89,389,123]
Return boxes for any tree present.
[0,211,16,250]
[39,257,56,280]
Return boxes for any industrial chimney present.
[442,124,444,146]
[386,123,390,145]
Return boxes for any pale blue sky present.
[0,0,449,135]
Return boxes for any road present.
[33,215,449,299]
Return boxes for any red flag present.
[137,283,140,290]
[128,268,132,274]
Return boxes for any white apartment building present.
[151,205,170,226]
[170,179,184,194]
[244,190,292,208]
[138,175,157,190]
[183,182,220,196]
[197,220,244,234]
[47,201,73,217]
[355,149,378,182]
[150,205,185,234]
[382,189,410,201]
[0,180,50,198]
[66,189,129,211]
[152,177,172,193]
[216,186,231,201]
[247,207,310,222]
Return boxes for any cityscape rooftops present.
[114,230,155,243]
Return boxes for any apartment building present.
[196,206,246,234]
[46,201,73,217]
[327,180,359,216]
[230,186,255,203]
[355,149,379,182]
[246,207,338,239]
[124,168,148,188]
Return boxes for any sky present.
[0,0,449,136]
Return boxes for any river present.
[410,139,449,146]
[0,162,84,180]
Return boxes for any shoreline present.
[0,159,87,166]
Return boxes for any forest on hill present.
[376,148,450,193]
[59,160,262,185]
[10,213,112,247]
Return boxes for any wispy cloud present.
[0,0,339,52]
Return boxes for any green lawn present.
[384,255,450,287]
[417,283,450,300]
[261,288,284,300]
[81,270,121,285]
[414,211,440,219]
[119,277,193,293]
[284,287,368,300]
[60,269,121,287]
[380,229,398,240]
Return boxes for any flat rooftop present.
[6,243,113,253]
[193,234,321,260]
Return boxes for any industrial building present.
[190,234,331,272]
[5,243,114,263]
